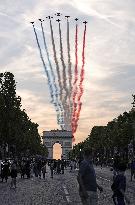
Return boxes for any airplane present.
[65,15,70,18]
[46,16,53,19]
[83,21,88,24]
[55,12,61,16]
[75,18,78,21]
[56,19,61,22]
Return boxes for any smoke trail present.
[49,19,65,129]
[66,18,73,131]
[58,22,69,101]
[67,20,72,101]
[58,21,70,130]
[72,23,79,133]
[32,24,55,103]
[49,20,63,102]
[73,23,87,134]
[40,20,64,127]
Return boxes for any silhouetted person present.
[50,160,54,178]
[77,149,103,205]
[111,163,130,205]
[130,158,135,181]
[61,159,65,174]
[20,160,26,179]
[25,160,31,179]
[57,160,61,174]
[10,161,17,189]
[1,159,10,182]
[42,162,47,179]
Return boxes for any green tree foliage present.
[69,105,135,159]
[0,72,48,157]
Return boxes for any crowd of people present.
[0,153,135,205]
[0,157,72,189]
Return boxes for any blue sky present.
[0,0,135,145]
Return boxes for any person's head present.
[83,149,93,160]
[117,163,127,175]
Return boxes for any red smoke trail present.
[73,24,87,134]
[72,23,79,134]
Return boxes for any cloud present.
[0,0,135,145]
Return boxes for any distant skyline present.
[0,0,135,149]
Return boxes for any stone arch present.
[42,130,73,159]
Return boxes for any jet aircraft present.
[55,12,61,16]
[83,21,88,24]
[56,19,61,22]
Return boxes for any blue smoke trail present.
[32,23,61,123]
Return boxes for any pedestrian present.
[33,161,38,177]
[77,149,103,205]
[25,160,31,179]
[130,158,135,181]
[50,160,54,178]
[113,155,121,181]
[56,159,61,174]
[53,160,57,174]
[70,160,73,172]
[10,160,17,189]
[1,159,10,182]
[37,159,42,179]
[111,163,130,205]
[61,159,65,174]
[42,162,47,179]
[20,160,26,179]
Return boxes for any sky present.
[0,0,135,155]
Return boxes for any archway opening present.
[53,143,62,160]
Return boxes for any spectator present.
[20,160,26,179]
[130,158,135,181]
[61,159,65,174]
[50,160,54,178]
[56,160,61,174]
[10,161,17,189]
[1,159,10,182]
[42,162,47,179]
[111,163,130,205]
[77,149,103,205]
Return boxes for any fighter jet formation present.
[31,13,88,140]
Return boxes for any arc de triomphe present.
[42,129,73,159]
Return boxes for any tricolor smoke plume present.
[31,16,87,138]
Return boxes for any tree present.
[0,72,48,158]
